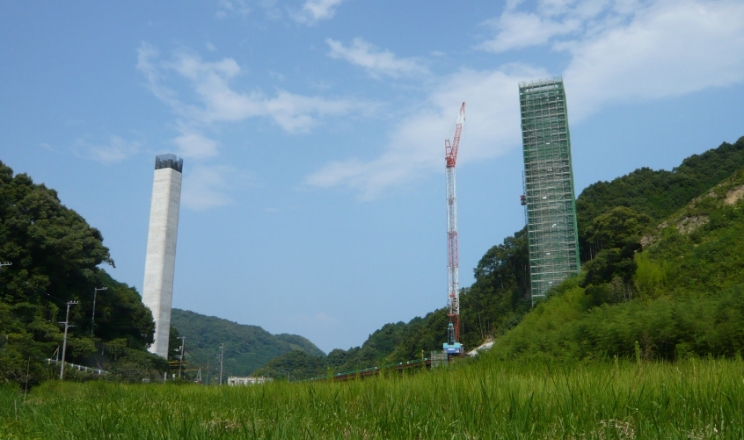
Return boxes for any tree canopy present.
[492,160,744,361]
[0,160,161,385]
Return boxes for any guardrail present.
[46,359,108,375]
[299,357,436,383]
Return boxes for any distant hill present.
[274,333,325,355]
[169,308,324,378]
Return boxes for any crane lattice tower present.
[443,103,465,355]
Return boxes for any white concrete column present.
[142,155,182,358]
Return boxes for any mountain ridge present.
[170,308,325,378]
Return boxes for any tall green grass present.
[1,358,742,439]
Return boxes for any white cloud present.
[264,90,357,132]
[563,0,744,120]
[308,0,744,199]
[73,136,142,164]
[137,43,363,133]
[140,0,744,204]
[478,0,642,53]
[40,142,65,155]
[137,43,189,117]
[137,43,372,210]
[171,126,219,159]
[326,38,428,78]
[216,0,283,20]
[305,65,548,199]
[478,12,581,53]
[216,0,251,18]
[293,0,346,24]
[476,0,744,121]
[181,164,235,210]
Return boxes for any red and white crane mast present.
[443,102,465,355]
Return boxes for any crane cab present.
[442,322,464,354]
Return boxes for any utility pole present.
[177,336,186,379]
[90,287,107,337]
[59,301,78,380]
[218,343,224,386]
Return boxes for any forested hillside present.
[258,136,744,380]
[170,308,324,377]
[577,137,744,259]
[0,161,167,385]
[492,160,744,360]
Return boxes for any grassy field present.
[1,357,742,439]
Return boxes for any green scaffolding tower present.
[519,78,580,305]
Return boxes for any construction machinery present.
[443,102,465,356]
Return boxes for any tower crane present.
[443,102,465,356]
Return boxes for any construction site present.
[45,77,582,382]
[186,77,583,377]
[438,77,581,358]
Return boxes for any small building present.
[227,376,272,386]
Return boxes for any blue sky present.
[2,0,743,353]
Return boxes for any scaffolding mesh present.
[519,78,581,305]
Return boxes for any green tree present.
[576,137,744,261]
[0,160,157,384]
[579,208,652,303]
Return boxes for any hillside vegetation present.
[258,136,744,379]
[576,136,744,259]
[0,161,167,385]
[492,161,744,361]
[170,308,324,378]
